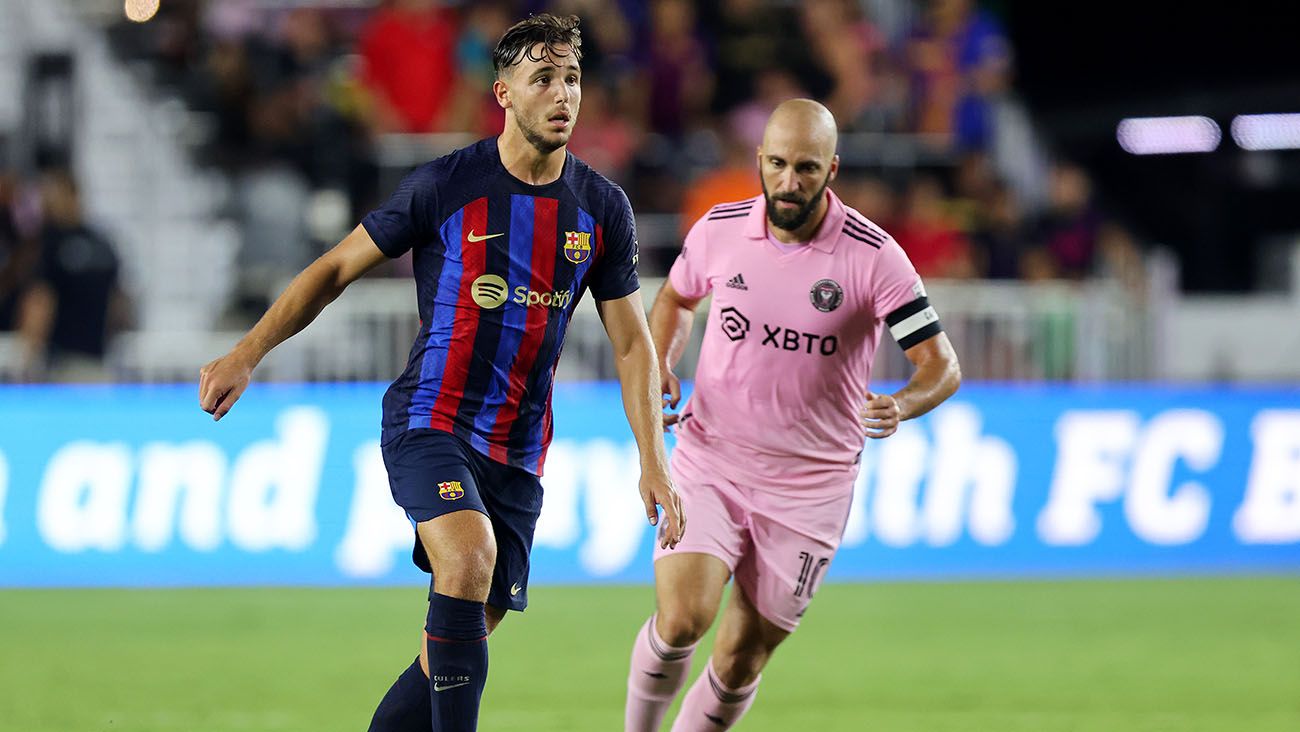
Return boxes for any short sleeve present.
[588,186,641,301]
[667,216,711,299]
[873,238,943,350]
[361,163,438,258]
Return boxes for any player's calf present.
[625,614,700,732]
[417,511,496,731]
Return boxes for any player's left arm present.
[596,291,686,549]
[862,331,961,439]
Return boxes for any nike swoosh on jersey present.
[467,230,504,242]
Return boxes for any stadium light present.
[1116,116,1221,155]
[1231,114,1300,151]
[124,0,160,23]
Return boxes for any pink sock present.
[670,661,759,732]
[626,615,697,732]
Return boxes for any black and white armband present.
[885,296,943,349]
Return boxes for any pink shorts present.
[653,449,855,632]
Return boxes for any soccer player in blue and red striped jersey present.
[198,14,685,732]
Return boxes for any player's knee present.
[430,543,496,598]
[656,605,714,647]
[712,648,767,689]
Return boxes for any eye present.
[566,75,579,85]
[535,76,550,85]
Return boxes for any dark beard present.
[519,116,567,154]
[762,173,831,231]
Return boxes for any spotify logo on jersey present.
[471,274,508,309]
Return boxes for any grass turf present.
[1,578,1297,731]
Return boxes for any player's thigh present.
[733,490,853,633]
[650,463,748,642]
[473,457,545,614]
[416,510,497,587]
[652,552,731,645]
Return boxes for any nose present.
[776,166,800,194]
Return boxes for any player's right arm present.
[651,216,711,428]
[198,224,388,420]
[648,280,704,428]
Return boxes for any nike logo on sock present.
[706,713,727,725]
[644,671,668,679]
[434,681,471,692]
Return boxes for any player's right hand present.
[661,366,682,431]
[198,350,255,422]
[640,469,686,549]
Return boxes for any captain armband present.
[885,297,943,349]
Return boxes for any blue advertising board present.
[0,383,1297,586]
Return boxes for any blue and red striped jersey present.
[361,138,639,475]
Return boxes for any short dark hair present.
[492,13,582,79]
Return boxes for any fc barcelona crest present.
[438,481,465,501]
[564,230,592,265]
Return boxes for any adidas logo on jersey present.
[726,273,748,290]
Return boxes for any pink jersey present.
[668,189,940,490]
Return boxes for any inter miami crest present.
[564,230,592,265]
[438,481,465,501]
[810,279,844,312]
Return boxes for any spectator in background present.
[1031,162,1101,279]
[727,67,807,150]
[453,1,513,136]
[1095,221,1146,291]
[892,174,976,279]
[678,123,761,238]
[357,0,459,133]
[0,170,38,331]
[706,0,818,115]
[837,174,899,230]
[972,180,1028,279]
[18,171,128,382]
[799,0,887,129]
[906,0,1010,151]
[566,82,639,180]
[640,0,714,141]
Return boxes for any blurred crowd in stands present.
[0,0,1148,381]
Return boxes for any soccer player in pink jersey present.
[624,99,962,731]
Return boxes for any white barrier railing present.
[87,275,1152,385]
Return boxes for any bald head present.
[757,99,840,235]
[762,99,838,161]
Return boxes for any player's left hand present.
[640,471,686,549]
[861,391,901,439]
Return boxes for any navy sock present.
[426,592,488,732]
[367,657,431,732]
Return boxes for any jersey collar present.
[743,188,845,254]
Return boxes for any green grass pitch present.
[2,578,1298,731]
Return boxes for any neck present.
[768,191,830,244]
[497,120,566,186]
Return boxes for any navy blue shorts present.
[380,428,543,612]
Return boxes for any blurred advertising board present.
[1,383,1297,586]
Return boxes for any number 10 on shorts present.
[794,551,830,598]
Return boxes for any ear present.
[492,78,511,110]
[829,154,841,182]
